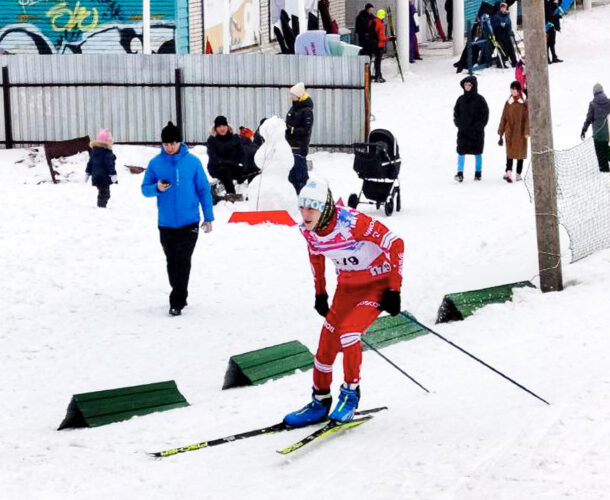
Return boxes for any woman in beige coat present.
[498,81,530,182]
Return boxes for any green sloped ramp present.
[436,281,535,323]
[58,380,189,430]
[363,312,429,350]
[223,341,314,389]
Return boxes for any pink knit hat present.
[96,128,113,144]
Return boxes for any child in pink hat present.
[85,128,117,207]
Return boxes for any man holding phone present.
[141,121,215,316]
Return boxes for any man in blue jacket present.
[141,121,215,316]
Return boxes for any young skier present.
[283,179,404,426]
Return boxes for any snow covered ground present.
[2,6,610,500]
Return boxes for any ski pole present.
[511,33,523,58]
[400,312,550,405]
[361,337,430,393]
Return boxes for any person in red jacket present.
[372,9,394,83]
[283,178,404,426]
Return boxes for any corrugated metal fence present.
[0,54,368,149]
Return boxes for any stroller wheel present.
[348,193,359,209]
[396,189,401,212]
[376,202,381,210]
[384,197,394,216]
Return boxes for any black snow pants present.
[96,184,111,207]
[159,223,199,310]
[594,140,610,172]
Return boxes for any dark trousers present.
[288,153,309,194]
[497,33,517,67]
[373,46,383,78]
[506,158,524,174]
[211,164,241,194]
[96,184,110,207]
[547,28,558,60]
[594,140,610,172]
[159,223,199,310]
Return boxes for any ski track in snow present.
[2,6,610,500]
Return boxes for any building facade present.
[0,0,346,55]
[0,0,189,54]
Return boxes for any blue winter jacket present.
[141,144,214,228]
[491,11,513,34]
[86,143,116,186]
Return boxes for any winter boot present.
[474,172,482,181]
[503,170,513,183]
[283,389,332,428]
[454,172,464,183]
[376,76,386,83]
[515,173,522,182]
[169,307,182,316]
[329,384,360,423]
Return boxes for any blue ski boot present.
[329,384,360,423]
[283,389,332,428]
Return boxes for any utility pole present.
[522,0,563,292]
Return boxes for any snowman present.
[247,116,298,216]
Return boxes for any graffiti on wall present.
[1,0,176,53]
[204,0,260,53]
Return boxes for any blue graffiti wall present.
[0,0,189,54]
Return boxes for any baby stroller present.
[348,129,401,216]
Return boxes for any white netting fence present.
[524,137,610,262]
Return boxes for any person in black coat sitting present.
[285,82,314,194]
[85,128,117,207]
[206,115,246,195]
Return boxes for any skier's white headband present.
[299,197,326,212]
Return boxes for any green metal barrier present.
[436,281,535,323]
[223,341,314,389]
[363,312,429,349]
[58,380,189,430]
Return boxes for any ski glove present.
[498,136,504,146]
[580,131,586,141]
[379,289,401,316]
[314,293,329,317]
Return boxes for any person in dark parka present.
[206,115,246,195]
[286,82,314,194]
[581,83,610,172]
[355,3,375,58]
[545,0,563,63]
[85,128,117,207]
[453,76,489,182]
